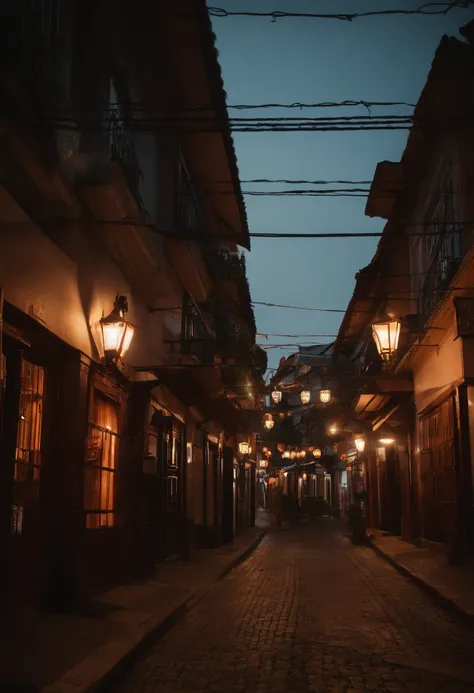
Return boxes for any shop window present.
[84,391,120,529]
[15,360,45,483]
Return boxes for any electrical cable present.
[50,216,473,240]
[206,3,473,20]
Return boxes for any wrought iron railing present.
[109,110,145,212]
[175,157,202,235]
[166,294,215,364]
[418,226,461,322]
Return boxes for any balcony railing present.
[418,226,461,323]
[166,294,215,365]
[175,157,202,236]
[109,110,145,212]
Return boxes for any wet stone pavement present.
[113,521,474,693]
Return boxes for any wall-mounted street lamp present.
[372,315,401,368]
[300,390,311,405]
[271,390,282,403]
[355,437,366,454]
[320,389,331,404]
[100,295,135,362]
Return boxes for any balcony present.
[418,227,461,324]
[203,245,246,286]
[109,110,145,213]
[165,294,215,365]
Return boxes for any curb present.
[369,539,473,623]
[40,531,266,693]
[218,531,266,581]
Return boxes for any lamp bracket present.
[115,295,129,314]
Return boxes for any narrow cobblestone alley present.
[112,521,474,693]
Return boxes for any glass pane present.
[84,466,101,510]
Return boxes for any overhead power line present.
[257,333,339,338]
[43,216,474,241]
[207,2,472,19]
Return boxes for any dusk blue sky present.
[211,0,473,374]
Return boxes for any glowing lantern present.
[239,442,250,455]
[302,473,307,480]
[265,419,274,430]
[313,448,322,459]
[300,390,311,405]
[372,316,401,366]
[277,443,285,452]
[290,451,297,460]
[282,451,290,459]
[328,424,338,436]
[355,437,366,453]
[300,450,307,458]
[100,295,135,361]
[271,390,282,403]
[320,389,331,404]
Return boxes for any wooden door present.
[419,396,457,543]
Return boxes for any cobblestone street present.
[113,522,474,693]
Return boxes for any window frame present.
[84,375,124,530]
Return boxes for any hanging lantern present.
[290,451,297,460]
[239,441,250,455]
[300,390,311,405]
[277,443,285,452]
[100,295,135,362]
[262,446,268,454]
[313,448,322,459]
[302,473,307,480]
[355,437,366,453]
[271,390,282,403]
[263,413,274,430]
[300,449,307,458]
[308,446,314,452]
[282,451,290,459]
[320,389,331,404]
[266,450,272,457]
[372,315,401,366]
[328,424,338,436]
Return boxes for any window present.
[84,391,120,529]
[15,360,45,483]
